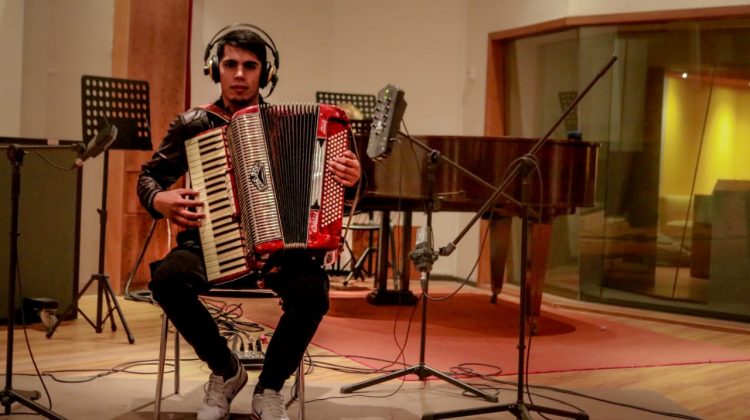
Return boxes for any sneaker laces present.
[203,374,229,408]
[258,390,287,417]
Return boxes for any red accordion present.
[185,103,352,284]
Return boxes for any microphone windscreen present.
[79,124,118,163]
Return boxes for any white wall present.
[568,0,750,16]
[0,0,24,136]
[192,0,467,134]
[3,0,114,289]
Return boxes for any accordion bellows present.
[185,103,352,284]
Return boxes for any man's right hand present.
[152,188,205,228]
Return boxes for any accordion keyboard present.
[185,128,251,283]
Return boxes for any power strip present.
[234,350,264,370]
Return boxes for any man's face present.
[219,44,263,113]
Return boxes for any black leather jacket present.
[137,99,232,219]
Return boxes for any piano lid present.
[355,135,599,220]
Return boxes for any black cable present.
[31,149,80,171]
[12,250,56,412]
[456,366,700,420]
[123,219,158,303]
[525,382,701,420]
[402,120,529,305]
[0,330,700,420]
[419,208,495,303]
[6,356,200,384]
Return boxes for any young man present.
[137,29,361,420]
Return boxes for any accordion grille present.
[227,104,321,249]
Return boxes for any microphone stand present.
[341,149,498,403]
[422,55,617,420]
[2,144,67,419]
[46,149,134,344]
[366,134,536,305]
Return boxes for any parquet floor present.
[2,280,750,419]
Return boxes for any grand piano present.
[352,133,598,328]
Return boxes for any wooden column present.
[477,38,506,287]
[108,0,191,293]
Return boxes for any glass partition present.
[504,19,750,320]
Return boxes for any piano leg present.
[487,218,551,335]
[527,222,553,335]
[366,210,418,305]
[398,211,412,290]
[488,217,511,303]
[376,210,391,291]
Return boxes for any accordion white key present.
[185,103,352,284]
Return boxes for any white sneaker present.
[251,389,290,420]
[196,355,248,420]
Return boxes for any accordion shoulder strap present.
[200,102,233,122]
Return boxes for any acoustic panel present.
[0,140,81,323]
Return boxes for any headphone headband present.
[203,23,280,95]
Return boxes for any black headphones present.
[203,23,280,95]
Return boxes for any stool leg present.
[154,314,169,419]
[286,356,306,419]
[174,325,180,394]
[154,314,180,419]
[297,357,305,420]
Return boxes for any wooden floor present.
[2,280,750,419]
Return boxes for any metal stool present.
[153,315,306,419]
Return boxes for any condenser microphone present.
[410,225,438,274]
[75,123,118,167]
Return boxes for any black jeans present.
[149,231,330,391]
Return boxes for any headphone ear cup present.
[258,62,269,88]
[265,63,277,89]
[206,55,220,83]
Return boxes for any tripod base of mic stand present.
[341,362,497,402]
[1,388,65,419]
[423,400,588,419]
[366,289,418,305]
[45,274,135,344]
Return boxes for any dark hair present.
[216,29,268,65]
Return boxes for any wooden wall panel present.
[477,39,506,287]
[109,0,190,293]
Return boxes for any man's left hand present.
[328,150,361,187]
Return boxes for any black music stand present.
[316,91,377,143]
[46,76,152,343]
[315,91,386,282]
[316,91,377,119]
[317,91,418,302]
[2,144,71,419]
